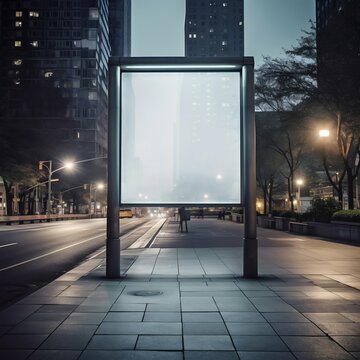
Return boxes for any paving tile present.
[25,312,70,323]
[282,336,345,352]
[272,322,325,336]
[0,334,48,349]
[0,350,33,360]
[63,312,106,325]
[182,312,223,322]
[80,350,183,359]
[216,302,257,312]
[304,313,353,324]
[331,336,360,351]
[75,305,112,313]
[227,322,276,335]
[249,297,297,312]
[262,312,309,323]
[221,311,266,323]
[143,312,181,322]
[110,304,146,312]
[27,350,81,360]
[9,320,62,334]
[103,312,143,322]
[342,313,360,322]
[232,335,288,351]
[0,305,41,325]
[37,305,77,314]
[317,322,360,335]
[136,335,182,350]
[183,322,228,335]
[146,303,180,312]
[293,350,354,360]
[86,335,137,350]
[40,324,97,350]
[96,322,182,335]
[238,351,296,360]
[183,335,234,350]
[184,350,239,360]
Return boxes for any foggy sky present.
[131,0,315,65]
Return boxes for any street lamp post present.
[39,160,74,215]
[296,179,304,212]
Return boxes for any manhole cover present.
[129,290,163,297]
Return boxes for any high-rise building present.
[0,0,112,161]
[316,0,360,97]
[109,0,131,57]
[185,0,244,57]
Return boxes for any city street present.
[0,218,151,309]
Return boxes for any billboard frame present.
[106,57,257,278]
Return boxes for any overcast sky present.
[131,0,315,65]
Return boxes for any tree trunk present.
[268,178,274,214]
[3,179,13,216]
[347,168,355,209]
[287,177,294,212]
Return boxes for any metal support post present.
[106,63,121,278]
[242,62,258,278]
[47,160,52,215]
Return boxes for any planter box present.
[274,217,296,231]
[308,221,360,243]
[289,222,311,235]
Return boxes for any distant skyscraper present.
[316,0,360,95]
[185,0,244,57]
[109,0,131,57]
[0,0,120,161]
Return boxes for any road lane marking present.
[0,243,17,249]
[0,233,105,273]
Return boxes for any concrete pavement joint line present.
[0,233,105,272]
[0,242,17,248]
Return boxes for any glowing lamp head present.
[97,183,105,190]
[296,179,304,186]
[319,129,330,138]
[63,161,75,170]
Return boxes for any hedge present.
[332,210,360,223]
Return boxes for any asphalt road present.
[0,217,149,309]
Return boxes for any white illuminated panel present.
[121,71,241,204]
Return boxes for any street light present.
[319,129,330,138]
[39,160,75,214]
[88,182,106,216]
[296,179,304,212]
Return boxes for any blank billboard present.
[121,71,241,205]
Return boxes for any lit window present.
[223,2,227,6]
[239,21,243,26]
[222,40,227,46]
[14,79,21,85]
[30,41,39,47]
[210,28,214,33]
[189,34,192,38]
[15,11,23,17]
[15,21,22,27]
[14,59,22,65]
[29,11,40,17]
[14,41,22,47]
[193,34,197,38]
[89,8,99,19]
[44,71,53,78]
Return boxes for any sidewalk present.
[0,219,359,359]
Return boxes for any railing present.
[0,214,103,225]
